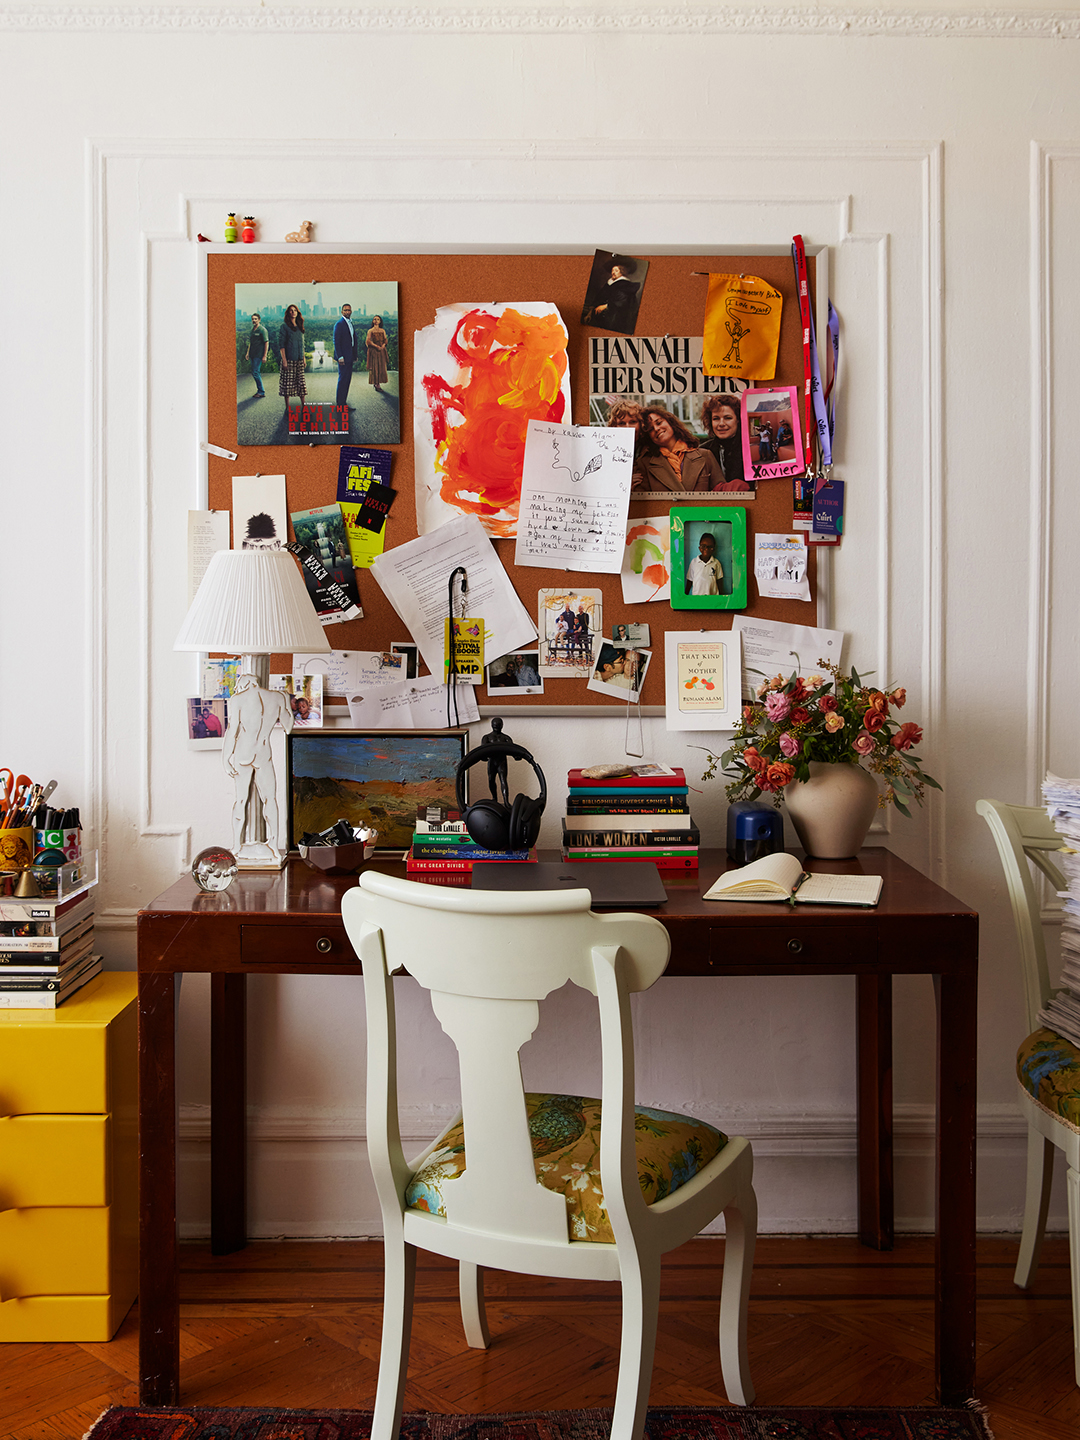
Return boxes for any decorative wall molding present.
[6,4,1080,41]
[177,1100,1028,1149]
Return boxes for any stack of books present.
[0,880,100,1009]
[405,804,537,876]
[562,765,699,870]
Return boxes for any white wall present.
[3,2,1078,1236]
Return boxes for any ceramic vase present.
[783,761,880,859]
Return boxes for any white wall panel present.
[3,10,1078,1234]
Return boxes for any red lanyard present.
[791,234,816,476]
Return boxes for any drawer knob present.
[315,936,333,954]
[787,939,803,954]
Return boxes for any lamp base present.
[235,841,287,871]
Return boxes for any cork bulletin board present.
[202,246,823,710]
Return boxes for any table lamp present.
[175,548,331,870]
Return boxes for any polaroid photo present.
[612,622,650,646]
[391,642,420,679]
[270,673,324,728]
[487,650,544,695]
[187,696,227,751]
[740,386,804,483]
[587,644,651,702]
[537,589,603,678]
[664,631,742,731]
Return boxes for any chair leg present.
[372,1238,417,1440]
[719,1189,757,1407]
[1015,1125,1056,1289]
[459,1260,490,1349]
[610,1256,661,1440]
[1068,1165,1080,1387]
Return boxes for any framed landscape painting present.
[287,731,466,850]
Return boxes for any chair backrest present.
[976,798,1066,1032]
[342,871,671,1247]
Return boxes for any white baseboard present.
[175,1101,1056,1240]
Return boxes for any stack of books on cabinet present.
[406,804,537,878]
[0,877,100,1009]
[562,766,699,870]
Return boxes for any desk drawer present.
[240,924,357,966]
[706,923,872,967]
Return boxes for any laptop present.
[471,860,668,908]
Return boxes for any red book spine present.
[566,770,685,788]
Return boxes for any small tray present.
[298,839,377,876]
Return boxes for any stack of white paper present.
[1037,774,1080,1045]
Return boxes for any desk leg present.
[934,968,978,1403]
[856,972,894,1250]
[138,971,179,1406]
[210,972,247,1256]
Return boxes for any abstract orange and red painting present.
[414,301,571,538]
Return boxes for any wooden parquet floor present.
[0,1236,1075,1440]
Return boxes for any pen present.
[789,870,812,898]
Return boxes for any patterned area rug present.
[83,1403,993,1440]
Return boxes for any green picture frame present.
[669,506,748,610]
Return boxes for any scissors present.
[0,771,32,826]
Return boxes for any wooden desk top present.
[138,849,977,979]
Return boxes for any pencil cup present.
[0,828,35,872]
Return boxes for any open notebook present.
[704,851,883,907]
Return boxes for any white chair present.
[976,798,1080,1383]
[342,871,757,1440]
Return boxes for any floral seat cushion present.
[1017,1026,1080,1128]
[405,1092,728,1243]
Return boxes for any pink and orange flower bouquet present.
[703,659,941,816]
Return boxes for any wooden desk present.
[136,847,978,1407]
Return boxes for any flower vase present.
[783,762,880,859]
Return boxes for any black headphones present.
[455,718,547,852]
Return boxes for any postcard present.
[754,534,811,602]
[581,250,648,336]
[664,632,742,732]
[232,474,288,551]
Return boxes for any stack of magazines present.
[0,880,100,1009]
[1039,774,1080,1046]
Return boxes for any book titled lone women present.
[704,852,882,907]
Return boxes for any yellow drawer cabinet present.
[0,973,137,1341]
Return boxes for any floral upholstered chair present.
[977,797,1080,1385]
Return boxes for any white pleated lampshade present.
[174,548,331,654]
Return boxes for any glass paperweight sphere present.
[191,846,238,893]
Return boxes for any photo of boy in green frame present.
[669,506,748,610]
